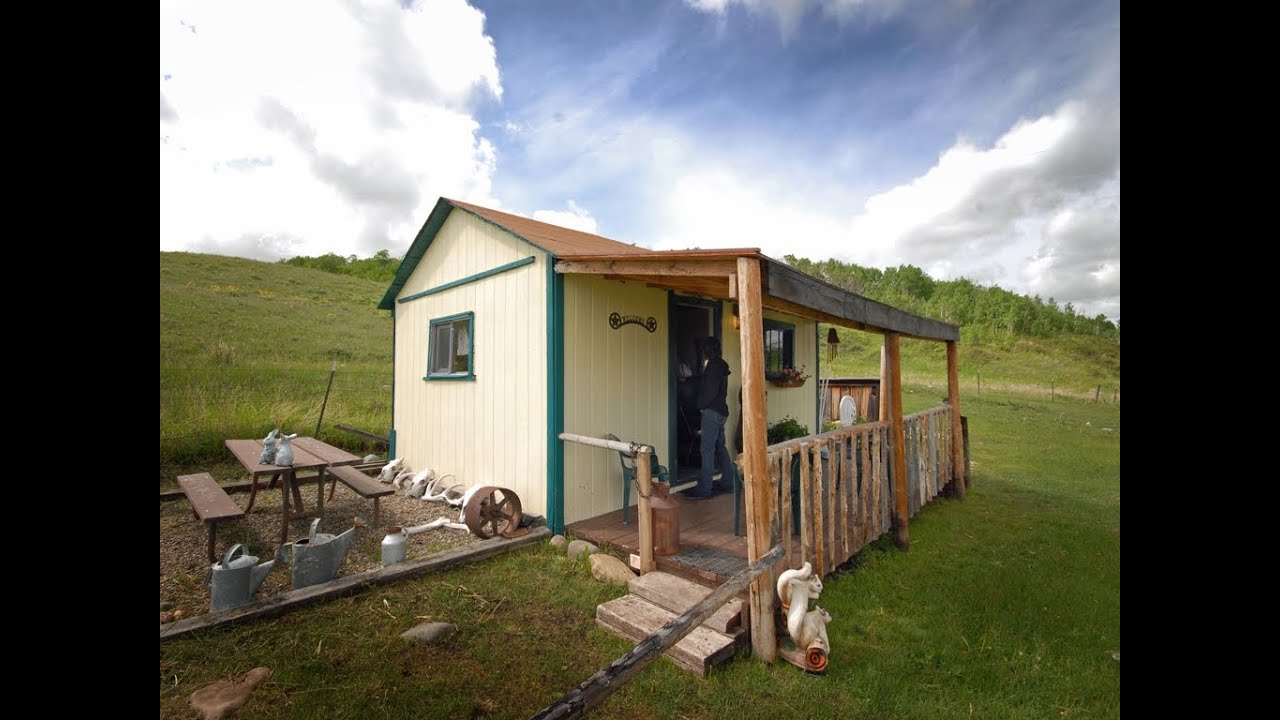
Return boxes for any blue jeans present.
[699,408,736,494]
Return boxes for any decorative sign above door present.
[609,312,658,333]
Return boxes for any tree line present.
[279,249,400,282]
[280,250,1118,341]
[783,255,1119,342]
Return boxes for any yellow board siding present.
[721,305,818,455]
[393,209,548,517]
[562,275,669,525]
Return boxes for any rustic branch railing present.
[903,406,952,518]
[755,404,954,579]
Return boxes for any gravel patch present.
[160,479,479,619]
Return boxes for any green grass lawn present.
[159,387,1120,719]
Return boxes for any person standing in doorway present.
[687,336,735,499]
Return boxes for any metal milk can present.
[381,526,408,567]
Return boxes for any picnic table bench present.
[177,472,245,562]
[324,464,394,527]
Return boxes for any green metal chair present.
[607,434,670,525]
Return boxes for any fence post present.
[947,341,966,500]
[886,333,909,550]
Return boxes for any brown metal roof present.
[379,197,960,341]
[448,199,654,258]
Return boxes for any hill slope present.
[160,252,393,467]
[159,251,1119,467]
[160,251,392,366]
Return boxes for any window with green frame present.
[763,319,794,379]
[426,312,474,380]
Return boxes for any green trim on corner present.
[389,428,396,459]
[546,258,565,534]
[397,256,536,305]
[379,197,453,310]
[424,311,476,381]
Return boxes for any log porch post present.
[637,448,655,574]
[886,332,910,550]
[736,256,777,663]
[946,340,966,499]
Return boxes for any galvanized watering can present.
[209,544,274,612]
[278,518,359,589]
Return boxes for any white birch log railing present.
[558,433,656,573]
[530,544,785,720]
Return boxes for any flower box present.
[771,378,807,388]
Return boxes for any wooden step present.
[595,595,740,677]
[628,571,743,634]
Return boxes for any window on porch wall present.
[763,319,795,379]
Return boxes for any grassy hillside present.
[160,252,393,470]
[159,252,1120,473]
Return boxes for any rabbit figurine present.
[258,428,280,464]
[274,433,298,466]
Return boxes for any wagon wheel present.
[463,486,523,539]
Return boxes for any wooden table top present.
[291,437,362,467]
[225,438,328,476]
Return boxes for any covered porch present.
[554,248,965,664]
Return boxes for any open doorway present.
[670,296,720,486]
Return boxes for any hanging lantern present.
[826,327,840,362]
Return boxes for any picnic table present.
[224,437,362,544]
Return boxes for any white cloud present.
[682,0,903,38]
[533,201,599,234]
[159,0,503,260]
[652,99,1120,320]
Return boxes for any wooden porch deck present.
[568,492,801,585]
[568,493,745,583]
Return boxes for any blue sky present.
[160,0,1119,320]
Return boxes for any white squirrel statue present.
[775,561,832,672]
[274,433,298,466]
[258,428,280,464]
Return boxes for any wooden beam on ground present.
[946,341,966,500]
[530,544,784,720]
[334,423,389,444]
[886,333,910,550]
[637,448,655,574]
[159,527,550,641]
[556,258,737,277]
[735,255,778,663]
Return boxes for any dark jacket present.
[696,356,731,417]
